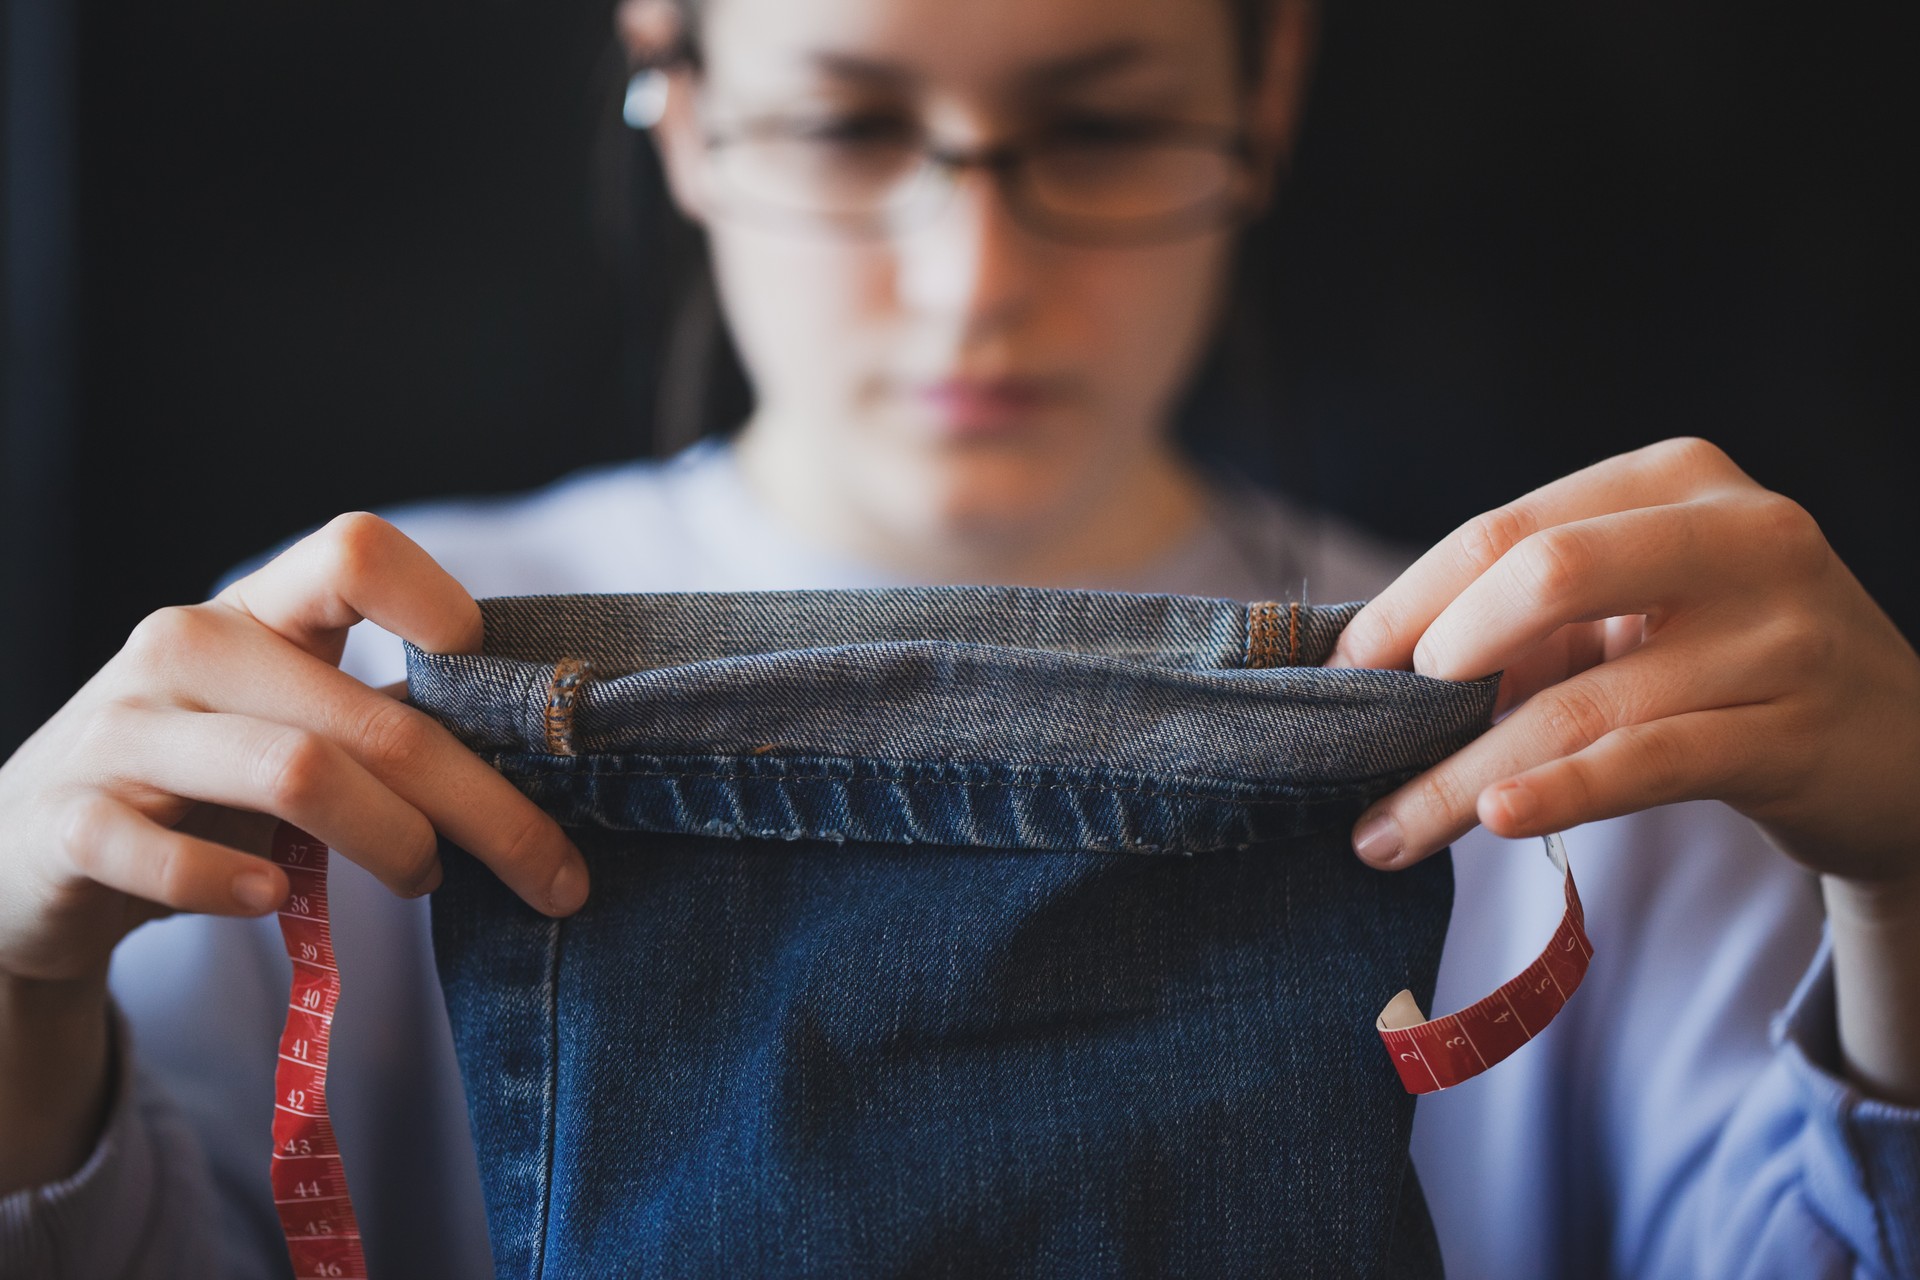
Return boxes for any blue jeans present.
[407,588,1498,1278]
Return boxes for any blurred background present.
[3,0,1914,756]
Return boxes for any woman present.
[2,0,1915,1275]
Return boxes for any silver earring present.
[623,69,670,130]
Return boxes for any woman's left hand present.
[1328,435,1920,891]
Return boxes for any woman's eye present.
[787,115,918,147]
[1044,116,1164,148]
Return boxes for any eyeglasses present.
[700,113,1259,247]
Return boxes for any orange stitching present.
[544,657,591,756]
[1247,601,1280,668]
[1288,600,1301,667]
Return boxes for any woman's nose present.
[894,165,1041,337]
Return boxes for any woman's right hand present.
[1,513,589,1192]
[0,510,588,1001]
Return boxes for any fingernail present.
[547,858,589,915]
[1492,781,1537,827]
[1353,813,1404,867]
[235,869,283,913]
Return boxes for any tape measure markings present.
[1377,832,1592,1094]
[269,822,369,1280]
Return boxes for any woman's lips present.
[914,377,1056,437]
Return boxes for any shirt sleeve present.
[0,1004,222,1280]
[1684,931,1920,1279]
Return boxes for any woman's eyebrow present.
[803,40,1154,91]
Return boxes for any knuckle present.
[146,837,200,906]
[1510,528,1590,611]
[122,605,214,669]
[314,511,400,590]
[1538,681,1617,751]
[1615,722,1686,793]
[1408,768,1473,827]
[1457,505,1538,577]
[1338,611,1402,665]
[1751,493,1827,569]
[1764,611,1835,685]
[354,699,432,777]
[1652,435,1732,478]
[489,805,560,880]
[1548,754,1600,816]
[57,793,116,869]
[255,729,333,811]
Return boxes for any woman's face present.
[652,0,1285,552]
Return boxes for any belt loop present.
[544,656,592,756]
[1244,602,1290,671]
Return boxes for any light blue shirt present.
[3,441,1914,1278]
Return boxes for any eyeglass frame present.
[694,110,1266,248]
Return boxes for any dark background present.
[3,0,1914,757]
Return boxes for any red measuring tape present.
[269,821,369,1279]
[1377,832,1592,1093]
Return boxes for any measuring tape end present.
[1376,988,1428,1033]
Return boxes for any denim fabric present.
[406,588,1499,1279]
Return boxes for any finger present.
[1413,502,1738,682]
[214,512,483,665]
[60,793,288,916]
[166,634,587,916]
[1476,706,1775,840]
[1492,614,1653,718]
[105,707,443,897]
[1351,642,1764,867]
[1490,620,1614,719]
[1329,437,1747,672]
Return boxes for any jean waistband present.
[404,588,1498,850]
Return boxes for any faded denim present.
[406,588,1499,1279]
